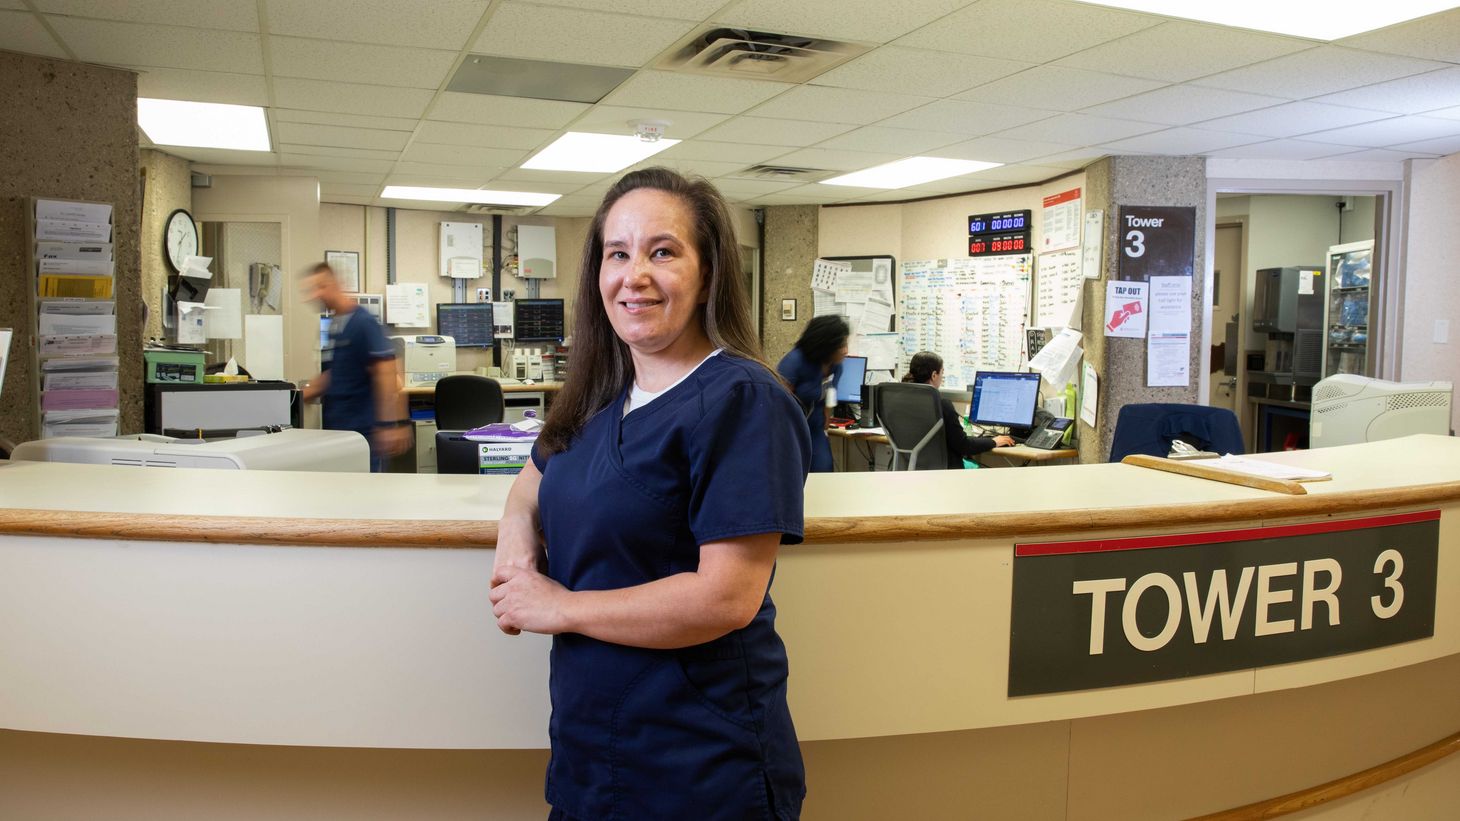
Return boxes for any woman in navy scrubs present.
[488,168,812,820]
[776,316,850,473]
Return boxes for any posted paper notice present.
[1103,281,1147,338]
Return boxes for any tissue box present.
[478,441,534,475]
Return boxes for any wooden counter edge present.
[1187,729,1460,820]
[3,481,1459,548]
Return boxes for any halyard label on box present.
[1008,511,1439,696]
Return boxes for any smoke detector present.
[656,27,869,84]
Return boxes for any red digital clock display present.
[968,231,1030,257]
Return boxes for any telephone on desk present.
[1024,417,1073,450]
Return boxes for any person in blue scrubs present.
[777,315,850,473]
[488,168,812,820]
[300,262,408,472]
[902,351,1014,469]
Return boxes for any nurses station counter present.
[1,436,1458,820]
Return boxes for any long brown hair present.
[537,167,771,455]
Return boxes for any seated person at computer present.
[902,352,1014,468]
[777,315,850,473]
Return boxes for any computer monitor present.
[834,356,867,404]
[969,371,1041,430]
[514,298,565,342]
[318,314,330,350]
[436,302,495,348]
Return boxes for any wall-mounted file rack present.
[27,197,120,439]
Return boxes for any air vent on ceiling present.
[732,165,837,183]
[462,203,542,216]
[656,27,869,84]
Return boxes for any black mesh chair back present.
[876,382,947,470]
[435,431,481,474]
[434,375,504,431]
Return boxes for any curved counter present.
[1,435,1457,819]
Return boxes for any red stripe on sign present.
[1042,188,1080,207]
[1015,509,1441,557]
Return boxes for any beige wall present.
[2,652,1454,820]
[0,51,141,443]
[138,150,192,344]
[1401,152,1460,431]
[191,175,320,385]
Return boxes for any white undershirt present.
[624,349,723,416]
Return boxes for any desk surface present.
[828,428,1076,462]
[404,380,562,396]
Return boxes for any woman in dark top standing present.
[902,351,1014,469]
[776,315,850,473]
[489,168,811,820]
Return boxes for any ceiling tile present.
[1030,147,1109,169]
[931,136,1078,164]
[478,178,588,194]
[745,86,932,126]
[601,70,793,115]
[264,0,485,49]
[762,148,903,171]
[414,120,556,150]
[815,126,965,154]
[794,185,886,202]
[1083,85,1285,126]
[536,199,601,217]
[160,147,279,166]
[955,66,1165,112]
[494,168,612,185]
[527,0,722,20]
[386,171,498,187]
[1317,147,1442,162]
[1193,46,1447,100]
[274,108,418,132]
[34,0,257,31]
[399,143,529,167]
[1312,68,1460,115]
[1427,105,1460,121]
[876,99,1053,136]
[994,114,1162,145]
[474,2,695,68]
[810,46,1031,97]
[570,106,730,139]
[658,141,795,164]
[628,158,749,178]
[46,16,264,73]
[274,122,411,151]
[312,170,390,185]
[716,0,968,44]
[129,67,268,106]
[1100,128,1262,155]
[1336,8,1460,63]
[279,154,396,172]
[936,163,1067,186]
[321,195,377,205]
[1392,134,1460,155]
[0,10,70,59]
[1054,21,1311,83]
[428,92,588,129]
[1301,116,1460,148]
[269,36,456,89]
[895,0,1157,63]
[276,143,401,160]
[1204,139,1379,161]
[1193,102,1392,139]
[273,78,436,118]
[696,116,856,147]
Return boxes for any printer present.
[391,334,456,387]
[11,428,370,472]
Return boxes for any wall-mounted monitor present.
[514,298,565,342]
[436,302,495,348]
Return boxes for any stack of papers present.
[34,200,119,438]
[1209,455,1331,481]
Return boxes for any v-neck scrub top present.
[532,353,812,820]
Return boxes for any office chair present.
[435,431,481,475]
[876,382,948,470]
[434,374,504,431]
[1108,403,1245,462]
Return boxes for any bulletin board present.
[811,255,899,376]
[899,255,1033,390]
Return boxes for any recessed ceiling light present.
[380,186,560,206]
[522,132,680,173]
[137,98,271,151]
[1073,1,1460,40]
[821,157,1003,189]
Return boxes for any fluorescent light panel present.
[381,186,560,206]
[1074,0,1460,40]
[522,132,680,173]
[821,157,1003,189]
[137,98,271,151]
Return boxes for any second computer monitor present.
[969,371,1041,429]
[834,355,867,404]
[514,298,565,342]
